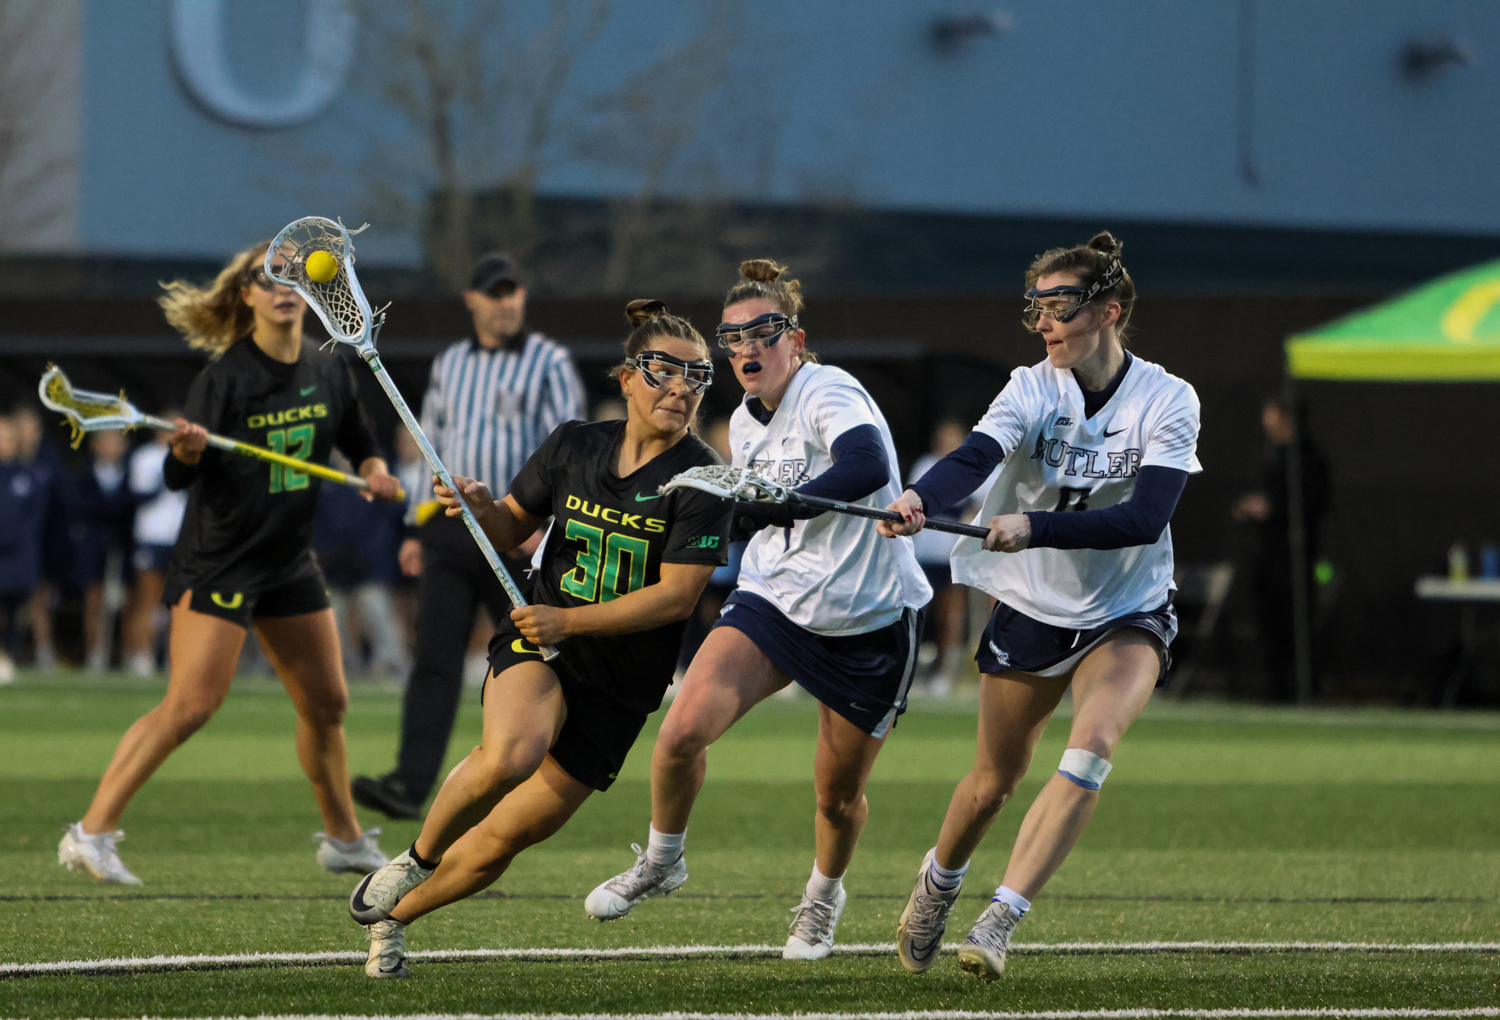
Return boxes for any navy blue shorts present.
[975,593,1177,682]
[713,591,922,738]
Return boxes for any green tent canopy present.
[1286,257,1500,380]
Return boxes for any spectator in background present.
[74,430,136,673]
[352,251,587,821]
[0,414,48,683]
[907,419,991,697]
[1232,394,1330,701]
[313,451,410,678]
[14,405,70,670]
[123,417,187,676]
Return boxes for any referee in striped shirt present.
[352,252,585,820]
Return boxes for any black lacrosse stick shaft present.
[789,492,991,539]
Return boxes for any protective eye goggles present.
[247,266,290,291]
[627,350,715,395]
[1021,258,1125,331]
[715,312,798,352]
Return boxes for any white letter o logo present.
[169,0,356,130]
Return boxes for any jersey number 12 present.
[267,425,314,493]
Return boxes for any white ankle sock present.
[646,825,685,867]
[805,863,843,902]
[993,884,1031,917]
[927,852,968,890]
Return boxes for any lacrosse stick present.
[660,464,991,539]
[38,365,403,501]
[264,216,557,661]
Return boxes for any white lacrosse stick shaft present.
[265,217,555,661]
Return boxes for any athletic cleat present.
[783,885,847,960]
[351,774,423,821]
[315,828,389,875]
[348,848,433,924]
[364,918,408,978]
[956,899,1022,981]
[57,822,143,885]
[584,843,688,920]
[897,848,963,973]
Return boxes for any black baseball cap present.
[469,252,525,294]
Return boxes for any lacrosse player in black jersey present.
[347,300,729,979]
[59,242,402,886]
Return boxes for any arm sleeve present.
[507,421,573,519]
[793,424,889,508]
[1025,466,1189,550]
[908,432,1005,517]
[163,370,219,491]
[661,487,734,566]
[334,360,384,468]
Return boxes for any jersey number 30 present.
[267,424,314,493]
[560,520,650,603]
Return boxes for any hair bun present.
[739,258,785,283]
[624,298,671,328]
[1087,231,1123,257]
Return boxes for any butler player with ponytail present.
[588,260,931,961]
[347,300,730,979]
[879,232,1201,980]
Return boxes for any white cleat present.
[783,885,847,960]
[897,848,962,974]
[316,828,389,875]
[348,848,433,924]
[584,843,688,920]
[957,899,1022,981]
[58,822,143,885]
[364,918,408,978]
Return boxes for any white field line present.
[6,941,1500,977]
[51,1008,1500,1020]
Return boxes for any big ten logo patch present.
[749,457,809,485]
[687,535,721,550]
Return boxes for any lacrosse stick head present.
[37,365,145,448]
[658,464,792,503]
[265,217,377,356]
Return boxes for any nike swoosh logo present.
[300,386,317,396]
[350,874,376,914]
[512,638,543,656]
[634,492,660,502]
[1103,426,1126,437]
[909,938,940,960]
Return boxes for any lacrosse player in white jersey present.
[878,232,1201,981]
[587,259,931,960]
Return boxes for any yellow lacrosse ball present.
[304,250,338,283]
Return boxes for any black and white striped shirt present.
[418,333,586,499]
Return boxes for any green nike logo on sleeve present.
[300,386,317,396]
[634,492,660,501]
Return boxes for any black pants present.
[393,514,532,800]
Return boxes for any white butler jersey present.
[732,363,931,635]
[950,355,1201,629]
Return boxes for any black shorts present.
[713,590,922,738]
[163,566,332,629]
[484,626,659,793]
[975,592,1177,682]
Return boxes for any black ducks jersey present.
[165,338,382,594]
[506,419,731,712]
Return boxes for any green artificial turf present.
[2,671,1498,1017]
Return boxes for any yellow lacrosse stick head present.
[37,365,144,449]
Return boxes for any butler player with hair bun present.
[880,231,1202,981]
[348,299,730,980]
